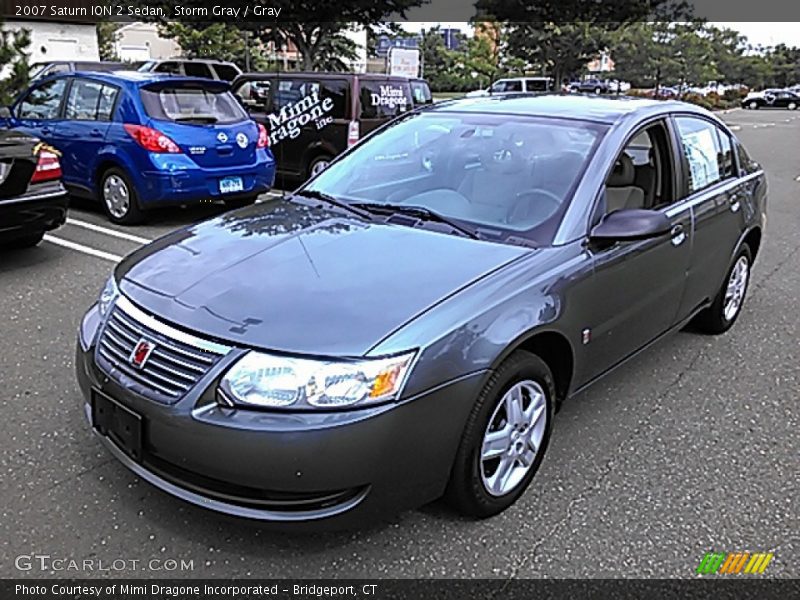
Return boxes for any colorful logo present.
[129,339,155,369]
[697,552,774,575]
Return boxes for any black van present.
[232,72,432,180]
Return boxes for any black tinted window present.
[359,80,411,118]
[19,78,67,119]
[235,80,272,113]
[141,86,247,124]
[154,62,182,74]
[411,80,432,105]
[183,62,213,78]
[736,141,759,175]
[213,64,240,82]
[272,78,347,119]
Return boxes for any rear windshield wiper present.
[293,189,374,221]
[352,202,481,240]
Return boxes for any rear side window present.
[359,80,412,118]
[213,64,240,82]
[491,80,522,93]
[675,116,723,193]
[18,78,67,120]
[65,79,118,121]
[154,62,182,75]
[183,62,213,79]
[140,86,248,124]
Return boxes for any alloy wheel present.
[723,256,749,322]
[480,380,548,497]
[103,174,130,219]
[310,159,330,177]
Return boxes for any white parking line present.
[65,218,152,245]
[43,234,122,262]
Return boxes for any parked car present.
[742,89,799,110]
[76,95,765,526]
[137,59,242,82]
[0,125,68,247]
[575,78,610,94]
[466,77,553,97]
[6,71,275,224]
[232,72,428,180]
[30,61,129,82]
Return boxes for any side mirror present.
[590,208,671,242]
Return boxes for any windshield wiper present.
[352,202,481,240]
[294,189,374,221]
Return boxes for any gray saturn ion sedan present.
[77,95,766,527]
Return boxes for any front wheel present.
[693,245,752,334]
[445,350,555,518]
[749,101,759,110]
[788,101,798,110]
[100,168,144,225]
[307,155,332,180]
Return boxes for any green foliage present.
[0,22,31,106]
[96,22,120,62]
[158,23,247,66]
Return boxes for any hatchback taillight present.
[30,150,62,184]
[123,124,182,153]
[347,120,360,147]
[257,123,269,149]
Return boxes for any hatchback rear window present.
[140,86,248,125]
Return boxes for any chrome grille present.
[95,296,230,404]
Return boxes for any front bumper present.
[0,184,68,241]
[134,151,276,206]
[76,306,483,527]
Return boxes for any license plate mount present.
[91,389,143,462]
[219,176,244,194]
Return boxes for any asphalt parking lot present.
[1,108,797,579]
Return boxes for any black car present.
[76,95,765,527]
[741,89,800,110]
[232,72,430,180]
[0,126,68,247]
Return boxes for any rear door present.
[54,77,120,195]
[672,115,747,318]
[139,80,258,172]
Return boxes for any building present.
[115,22,180,61]
[1,14,99,65]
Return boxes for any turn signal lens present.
[123,124,182,153]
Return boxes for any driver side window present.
[601,121,674,218]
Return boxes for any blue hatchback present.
[5,71,276,224]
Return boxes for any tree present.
[0,21,31,106]
[158,23,248,65]
[96,22,121,62]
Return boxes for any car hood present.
[117,201,530,356]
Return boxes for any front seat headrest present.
[607,154,636,187]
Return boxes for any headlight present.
[218,350,417,410]
[98,275,119,317]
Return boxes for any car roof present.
[428,93,693,124]
[67,70,231,87]
[236,71,418,82]
[149,58,238,66]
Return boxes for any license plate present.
[219,176,244,194]
[91,389,143,462]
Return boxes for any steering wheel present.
[506,188,562,226]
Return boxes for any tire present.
[6,230,44,248]
[749,101,759,110]
[223,195,258,210]
[100,168,144,225]
[445,350,555,518]
[306,155,332,180]
[594,87,602,95]
[693,245,752,335]
[788,102,798,110]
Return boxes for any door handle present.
[89,129,103,138]
[670,224,686,247]
[729,194,741,213]
[41,127,51,135]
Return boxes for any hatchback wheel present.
[101,168,143,225]
[446,350,554,518]
[693,245,752,334]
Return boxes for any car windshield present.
[140,85,248,124]
[306,112,606,244]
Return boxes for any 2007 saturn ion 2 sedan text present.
[76,95,766,527]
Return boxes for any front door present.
[12,77,68,147]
